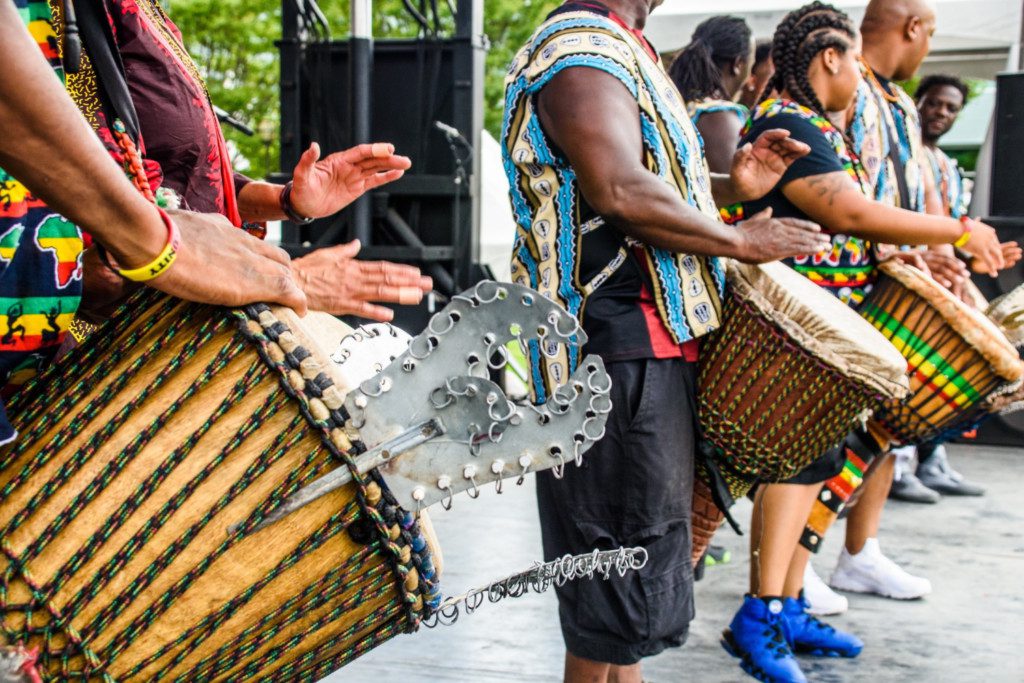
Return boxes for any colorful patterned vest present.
[848,63,927,212]
[924,146,968,219]
[503,10,725,399]
[729,99,876,308]
[0,1,85,432]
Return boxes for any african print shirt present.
[848,63,927,212]
[732,99,876,307]
[924,146,968,219]
[0,1,86,444]
[687,98,749,126]
[503,8,725,399]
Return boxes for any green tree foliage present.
[168,0,557,179]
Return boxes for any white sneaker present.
[829,538,932,600]
[803,562,848,616]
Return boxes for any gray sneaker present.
[889,470,941,504]
[916,445,985,496]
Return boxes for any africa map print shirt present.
[0,1,86,444]
[502,8,725,400]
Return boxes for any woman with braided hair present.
[668,16,755,173]
[719,4,1006,682]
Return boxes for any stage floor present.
[329,444,1024,682]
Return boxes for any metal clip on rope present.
[422,547,649,628]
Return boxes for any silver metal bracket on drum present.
[244,281,612,530]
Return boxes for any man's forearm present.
[588,171,743,258]
[237,181,289,222]
[0,3,164,267]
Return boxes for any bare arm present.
[535,68,828,263]
[237,142,411,222]
[783,171,1004,274]
[0,4,306,311]
[695,111,743,175]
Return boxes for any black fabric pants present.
[536,357,698,665]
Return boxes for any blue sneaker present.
[782,596,864,658]
[722,596,807,683]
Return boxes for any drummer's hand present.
[289,142,411,219]
[887,249,932,276]
[917,249,969,289]
[734,207,831,263]
[962,219,1005,277]
[291,240,432,319]
[970,241,1021,274]
[148,210,308,314]
[729,129,811,202]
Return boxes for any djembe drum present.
[801,261,1024,552]
[0,282,614,682]
[858,260,1024,443]
[691,261,909,565]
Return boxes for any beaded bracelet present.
[953,215,973,249]
[97,207,180,282]
[279,181,315,225]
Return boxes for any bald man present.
[801,0,941,613]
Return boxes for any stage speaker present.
[970,73,1024,445]
[991,72,1024,218]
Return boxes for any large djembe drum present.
[691,261,909,565]
[857,260,1024,444]
[0,283,615,682]
[801,262,1024,552]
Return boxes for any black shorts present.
[783,443,846,485]
[536,357,698,665]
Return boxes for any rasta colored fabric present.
[925,146,968,219]
[0,1,86,444]
[848,63,928,212]
[726,99,876,308]
[503,6,725,401]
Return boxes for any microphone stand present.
[437,123,474,291]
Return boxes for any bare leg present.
[749,483,821,597]
[608,664,643,683]
[844,453,894,554]
[783,544,813,599]
[564,652,609,683]
[564,653,642,683]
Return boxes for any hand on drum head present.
[732,207,832,264]
[912,249,969,288]
[970,241,1021,275]
[288,142,412,219]
[150,209,308,313]
[962,219,1006,277]
[291,240,433,320]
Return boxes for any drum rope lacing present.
[698,292,888,502]
[0,291,435,681]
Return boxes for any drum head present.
[879,260,1024,382]
[728,260,909,399]
[986,282,1024,350]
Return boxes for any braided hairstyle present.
[668,15,752,102]
[767,2,857,117]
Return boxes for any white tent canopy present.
[646,0,1023,79]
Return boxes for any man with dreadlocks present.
[715,3,1006,681]
[502,1,833,681]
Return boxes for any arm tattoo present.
[805,173,849,207]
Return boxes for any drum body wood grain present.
[0,293,438,682]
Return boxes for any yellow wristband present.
[952,216,972,249]
[117,208,181,282]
